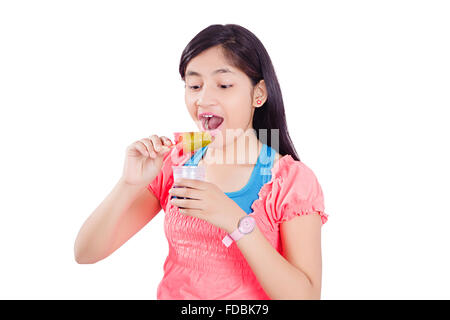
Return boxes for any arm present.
[230,212,323,300]
[74,178,161,264]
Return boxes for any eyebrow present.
[185,67,234,77]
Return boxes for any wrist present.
[223,210,247,234]
[222,212,257,248]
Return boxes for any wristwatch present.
[222,215,256,247]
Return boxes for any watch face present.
[238,216,256,234]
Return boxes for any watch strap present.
[222,228,245,248]
[222,234,234,247]
[222,215,256,248]
[230,228,244,241]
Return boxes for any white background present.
[1,0,449,299]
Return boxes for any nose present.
[195,85,217,107]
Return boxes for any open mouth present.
[199,114,224,131]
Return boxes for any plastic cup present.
[171,166,206,207]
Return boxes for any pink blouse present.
[147,146,329,300]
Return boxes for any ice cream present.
[172,131,212,154]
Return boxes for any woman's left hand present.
[168,178,246,233]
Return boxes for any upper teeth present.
[203,115,214,118]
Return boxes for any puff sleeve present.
[262,158,329,227]
[146,148,178,209]
[147,168,163,201]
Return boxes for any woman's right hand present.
[121,134,174,187]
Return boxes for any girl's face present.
[184,45,265,149]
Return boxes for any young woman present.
[74,24,329,300]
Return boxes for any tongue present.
[206,116,224,130]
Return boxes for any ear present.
[253,79,267,107]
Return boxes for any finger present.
[160,136,174,146]
[169,186,202,199]
[138,139,156,158]
[133,140,151,157]
[149,135,164,153]
[178,208,207,221]
[173,178,207,190]
[170,198,203,210]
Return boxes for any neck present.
[201,130,262,166]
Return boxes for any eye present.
[187,84,232,90]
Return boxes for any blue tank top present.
[183,143,276,214]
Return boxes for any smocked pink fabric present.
[147,146,329,300]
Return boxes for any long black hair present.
[179,24,300,161]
